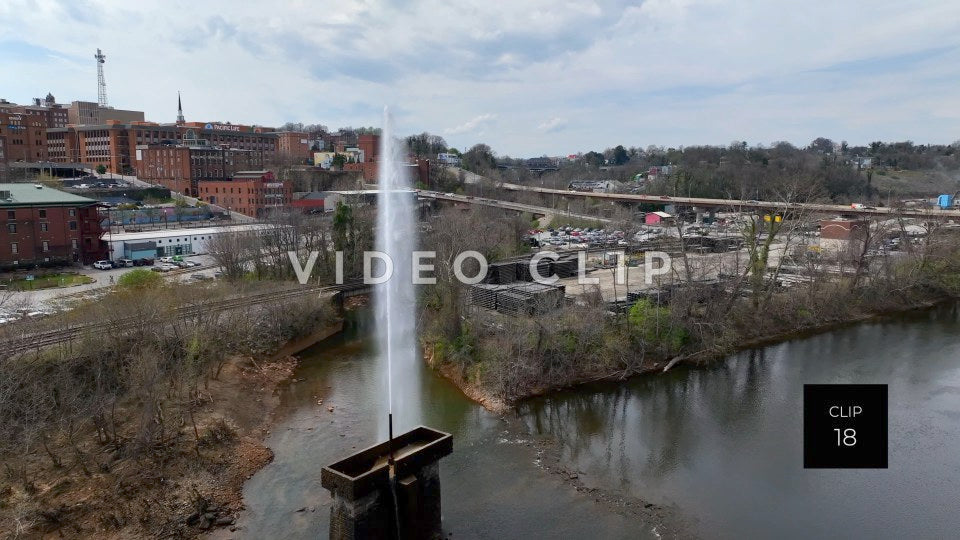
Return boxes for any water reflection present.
[235,311,657,539]
[520,303,960,539]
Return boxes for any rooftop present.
[0,183,98,208]
[107,223,277,242]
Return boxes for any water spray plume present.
[375,106,418,441]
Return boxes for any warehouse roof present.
[0,183,98,208]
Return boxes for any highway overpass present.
[495,182,960,219]
[417,190,611,224]
[440,166,960,219]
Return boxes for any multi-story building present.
[0,103,52,163]
[0,183,107,268]
[135,144,265,196]
[67,101,145,125]
[46,123,132,173]
[197,170,291,219]
[47,121,278,175]
[357,134,380,163]
[321,130,357,152]
[276,131,311,163]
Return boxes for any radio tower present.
[95,48,108,108]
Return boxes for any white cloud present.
[445,114,497,135]
[1,0,960,156]
[537,117,568,133]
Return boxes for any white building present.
[103,223,276,261]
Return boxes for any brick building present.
[276,131,311,163]
[357,134,380,162]
[47,121,278,175]
[0,104,51,163]
[342,134,381,181]
[0,183,107,268]
[198,170,291,218]
[820,218,870,255]
[135,144,265,196]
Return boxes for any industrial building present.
[47,120,279,175]
[276,131,312,163]
[102,223,277,261]
[134,144,265,196]
[197,170,291,218]
[820,218,870,254]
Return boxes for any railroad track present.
[2,281,368,356]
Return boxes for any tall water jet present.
[321,108,452,540]
[374,106,420,437]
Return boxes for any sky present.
[2,0,960,157]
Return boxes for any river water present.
[234,303,960,539]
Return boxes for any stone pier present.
[321,426,453,540]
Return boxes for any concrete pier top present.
[321,425,453,501]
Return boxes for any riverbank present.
[0,281,339,539]
[0,353,294,538]
[427,278,960,410]
[0,322,344,538]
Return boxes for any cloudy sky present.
[2,0,960,156]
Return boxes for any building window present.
[71,239,78,249]
[7,223,15,233]
[10,243,17,254]
[42,240,49,252]
[69,208,76,217]
[38,209,46,218]
[40,222,48,232]
[6,210,13,220]
[69,221,77,230]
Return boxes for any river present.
[233,303,960,538]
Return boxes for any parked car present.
[93,260,113,270]
[158,256,174,264]
[118,258,134,267]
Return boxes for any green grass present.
[550,215,607,230]
[1,273,94,291]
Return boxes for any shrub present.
[117,268,163,290]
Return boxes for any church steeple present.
[176,91,185,124]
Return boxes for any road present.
[417,190,612,223]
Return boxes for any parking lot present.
[533,226,630,250]
[1,254,217,320]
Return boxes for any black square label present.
[803,384,888,468]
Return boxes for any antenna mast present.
[95,48,108,108]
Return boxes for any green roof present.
[0,183,98,208]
